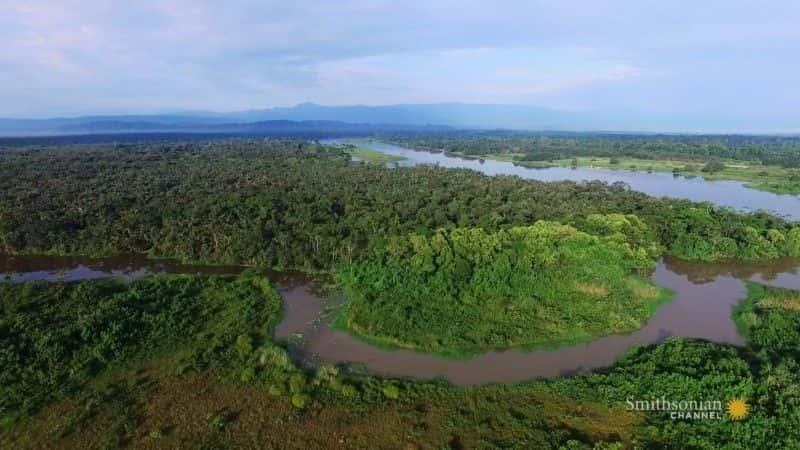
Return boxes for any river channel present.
[327,139,800,220]
[3,253,800,385]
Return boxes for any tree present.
[701,161,725,173]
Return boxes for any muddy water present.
[4,254,800,385]
[274,260,753,385]
[275,256,800,385]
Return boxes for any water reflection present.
[663,255,800,288]
[0,254,301,285]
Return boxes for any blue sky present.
[2,0,799,121]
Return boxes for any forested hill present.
[0,139,797,268]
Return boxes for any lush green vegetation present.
[1,139,797,267]
[4,137,800,448]
[735,282,800,362]
[335,216,669,354]
[0,272,282,419]
[4,274,800,448]
[0,274,642,448]
[388,134,800,194]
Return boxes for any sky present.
[1,0,799,121]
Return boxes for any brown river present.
[3,253,800,385]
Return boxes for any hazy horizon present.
[3,1,799,131]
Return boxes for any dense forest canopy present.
[0,139,797,267]
[335,216,668,354]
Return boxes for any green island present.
[2,138,800,448]
[335,216,669,355]
[388,134,800,194]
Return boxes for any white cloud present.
[311,47,641,105]
[0,0,797,116]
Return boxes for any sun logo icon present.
[727,398,749,421]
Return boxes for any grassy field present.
[495,155,800,195]
[346,147,406,164]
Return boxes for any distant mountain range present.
[0,116,453,137]
[1,103,797,135]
